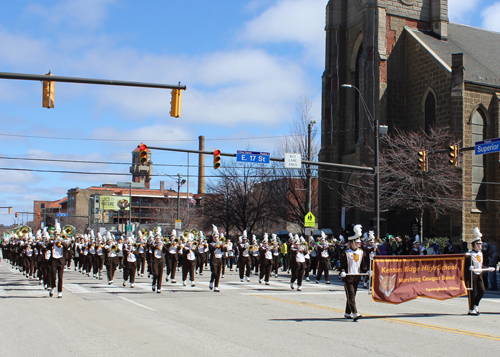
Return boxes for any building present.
[319,0,500,244]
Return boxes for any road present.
[0,262,499,357]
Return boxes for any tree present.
[205,163,276,237]
[271,96,319,230]
[341,126,462,238]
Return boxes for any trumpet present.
[248,245,256,253]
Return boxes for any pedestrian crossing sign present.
[304,212,315,227]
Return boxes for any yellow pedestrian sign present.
[304,212,315,227]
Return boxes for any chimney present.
[198,135,205,194]
[160,181,165,193]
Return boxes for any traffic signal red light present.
[38,212,41,218]
[213,149,221,169]
[15,212,18,218]
[139,143,148,164]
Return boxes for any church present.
[318,0,500,244]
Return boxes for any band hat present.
[212,224,219,238]
[348,224,362,241]
[470,227,483,244]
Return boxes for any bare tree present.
[271,96,319,228]
[205,163,276,237]
[341,127,462,238]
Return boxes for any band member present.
[196,233,208,275]
[251,235,260,275]
[221,233,229,278]
[151,234,167,293]
[123,239,137,288]
[94,237,105,279]
[48,227,67,298]
[315,232,332,284]
[259,234,273,285]
[340,224,368,321]
[290,235,306,291]
[226,235,235,271]
[135,232,147,277]
[116,237,124,271]
[182,238,197,287]
[209,225,226,292]
[465,228,495,315]
[271,234,280,278]
[166,230,179,283]
[303,237,311,282]
[104,234,120,285]
[363,231,376,288]
[238,231,251,282]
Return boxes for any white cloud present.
[0,28,50,66]
[24,0,116,30]
[448,0,482,23]
[240,0,326,65]
[481,2,500,31]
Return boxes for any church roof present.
[407,23,500,88]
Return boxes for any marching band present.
[1,224,497,319]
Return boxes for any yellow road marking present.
[253,295,500,342]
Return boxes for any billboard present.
[99,196,130,211]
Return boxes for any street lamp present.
[306,118,317,217]
[341,84,381,240]
[177,173,186,220]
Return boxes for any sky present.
[1,0,499,226]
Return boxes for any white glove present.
[489,267,497,272]
[340,272,346,278]
[368,270,373,277]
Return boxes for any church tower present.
[318,0,449,233]
[130,144,153,189]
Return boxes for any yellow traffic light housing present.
[139,143,149,164]
[213,149,221,169]
[170,88,182,118]
[15,212,18,218]
[418,151,427,172]
[42,71,54,108]
[449,145,458,166]
[8,207,12,214]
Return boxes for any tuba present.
[141,228,149,237]
[162,237,169,244]
[20,225,32,235]
[63,225,76,237]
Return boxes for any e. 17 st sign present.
[475,137,500,155]
[236,150,270,163]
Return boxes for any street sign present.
[236,150,270,164]
[285,153,302,169]
[175,220,182,230]
[304,211,316,227]
[475,137,500,155]
[56,213,68,217]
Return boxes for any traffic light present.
[418,151,427,171]
[170,88,182,118]
[37,212,41,218]
[8,207,11,214]
[42,71,54,108]
[449,145,458,166]
[139,143,148,164]
[213,149,221,169]
[15,212,18,218]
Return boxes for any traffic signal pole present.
[146,145,374,172]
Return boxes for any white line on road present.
[117,296,156,311]
[240,291,343,296]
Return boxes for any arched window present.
[471,108,487,211]
[424,91,436,133]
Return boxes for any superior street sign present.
[475,137,500,155]
[236,150,270,164]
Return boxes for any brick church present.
[318,0,500,245]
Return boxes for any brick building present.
[319,0,500,245]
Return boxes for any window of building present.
[424,91,436,133]
[471,109,487,212]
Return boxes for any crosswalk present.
[0,263,347,298]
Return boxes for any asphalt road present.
[1,262,499,357]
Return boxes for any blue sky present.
[1,0,499,225]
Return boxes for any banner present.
[99,196,130,211]
[372,254,467,304]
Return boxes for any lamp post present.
[177,173,186,220]
[341,84,380,240]
[306,118,317,216]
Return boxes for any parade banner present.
[372,254,467,304]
